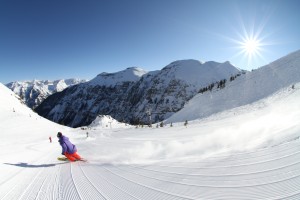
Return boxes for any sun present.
[243,39,259,54]
[219,14,273,69]
[232,31,266,69]
[222,16,270,69]
[241,38,261,56]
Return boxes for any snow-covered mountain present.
[126,60,241,124]
[35,61,240,127]
[88,115,132,129]
[6,78,86,109]
[89,67,147,86]
[166,50,300,123]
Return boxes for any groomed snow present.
[1,80,300,199]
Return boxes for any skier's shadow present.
[4,162,63,168]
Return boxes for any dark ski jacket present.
[58,135,77,155]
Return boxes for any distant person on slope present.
[57,132,82,162]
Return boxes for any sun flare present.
[234,32,265,68]
[243,39,260,54]
[227,18,270,69]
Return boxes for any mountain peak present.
[89,67,148,86]
[163,59,203,70]
[161,59,240,86]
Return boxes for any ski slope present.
[1,80,300,199]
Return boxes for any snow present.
[89,67,147,86]
[6,78,86,108]
[1,73,300,199]
[88,115,132,129]
[161,59,240,88]
[6,78,85,94]
[166,50,300,123]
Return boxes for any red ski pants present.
[64,152,81,162]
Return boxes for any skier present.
[57,132,82,162]
[49,136,52,143]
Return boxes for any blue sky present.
[0,0,299,84]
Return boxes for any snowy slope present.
[166,50,300,123]
[88,115,132,129]
[0,82,69,147]
[1,78,300,199]
[6,78,86,109]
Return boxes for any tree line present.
[198,73,242,94]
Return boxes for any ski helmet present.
[57,132,62,138]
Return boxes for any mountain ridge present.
[35,59,241,127]
[89,67,148,86]
[6,78,87,109]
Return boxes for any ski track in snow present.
[1,136,300,199]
